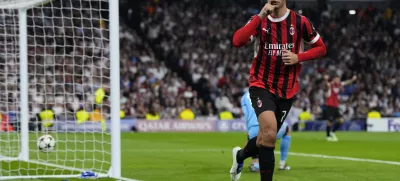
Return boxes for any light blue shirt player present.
[241,91,288,140]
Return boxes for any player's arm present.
[232,3,275,48]
[323,75,331,97]
[232,16,261,48]
[296,17,327,62]
[324,75,331,89]
[341,76,357,86]
[324,82,332,98]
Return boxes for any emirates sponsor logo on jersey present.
[265,43,295,56]
[264,43,295,50]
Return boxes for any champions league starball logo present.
[218,121,230,132]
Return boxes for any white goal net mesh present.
[0,0,112,177]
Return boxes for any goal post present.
[19,5,29,163]
[109,0,121,178]
[0,0,124,180]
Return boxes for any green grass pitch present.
[1,132,399,181]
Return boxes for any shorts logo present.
[257,98,262,108]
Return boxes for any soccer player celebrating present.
[231,0,326,181]
[240,91,292,173]
[324,74,357,141]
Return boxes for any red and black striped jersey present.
[247,9,320,99]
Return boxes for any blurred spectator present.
[90,105,104,122]
[0,0,208,121]
[367,108,382,118]
[219,109,234,121]
[1,114,14,132]
[393,107,400,117]
[145,107,160,121]
[139,0,400,120]
[1,0,398,121]
[76,106,90,124]
[120,110,126,119]
[297,107,313,131]
[287,101,302,125]
[179,106,195,120]
[299,108,313,122]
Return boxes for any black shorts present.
[324,106,341,122]
[248,87,293,130]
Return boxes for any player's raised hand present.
[282,49,299,65]
[258,2,276,19]
[324,74,330,81]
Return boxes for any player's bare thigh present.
[257,111,277,147]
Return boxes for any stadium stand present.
[136,0,400,121]
[0,0,203,121]
[2,0,398,121]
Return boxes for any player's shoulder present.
[245,14,260,24]
[291,10,303,18]
[249,14,261,21]
[292,11,311,22]
[288,10,311,28]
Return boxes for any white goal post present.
[0,0,125,180]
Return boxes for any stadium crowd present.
[1,0,399,124]
[137,0,400,121]
[0,0,210,121]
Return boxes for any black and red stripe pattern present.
[249,10,319,99]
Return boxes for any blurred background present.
[0,0,399,180]
[115,0,400,131]
[1,0,399,132]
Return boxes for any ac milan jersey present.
[326,83,342,108]
[247,9,320,99]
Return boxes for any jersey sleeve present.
[301,16,320,44]
[233,15,261,47]
[245,16,260,43]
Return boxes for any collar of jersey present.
[268,9,290,22]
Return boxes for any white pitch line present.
[114,176,141,181]
[126,148,226,153]
[127,149,400,166]
[0,154,141,181]
[286,152,400,166]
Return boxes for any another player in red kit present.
[230,0,326,181]
[324,74,357,142]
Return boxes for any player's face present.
[334,77,340,84]
[268,0,285,9]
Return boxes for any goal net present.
[0,0,121,180]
